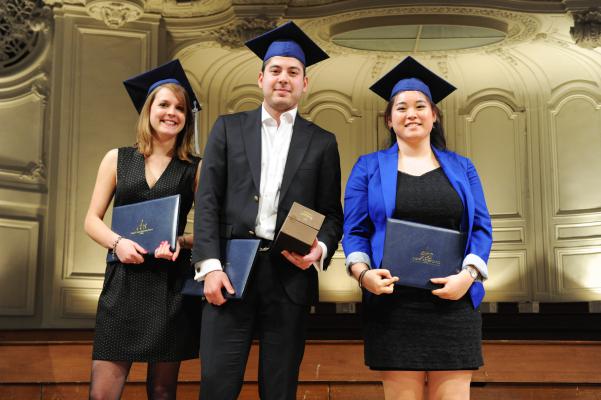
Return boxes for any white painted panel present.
[0,218,39,315]
[483,251,529,301]
[61,287,101,318]
[553,96,601,213]
[556,247,601,293]
[466,103,521,217]
[0,92,43,170]
[318,248,361,302]
[68,29,149,279]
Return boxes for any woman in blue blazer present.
[342,56,492,400]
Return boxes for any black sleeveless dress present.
[363,168,483,371]
[92,147,202,362]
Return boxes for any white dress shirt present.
[194,104,327,281]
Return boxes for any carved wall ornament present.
[210,16,280,48]
[19,159,47,183]
[534,32,570,49]
[144,0,227,16]
[485,47,519,66]
[0,0,52,70]
[32,76,49,103]
[85,0,144,29]
[430,55,449,78]
[43,0,86,5]
[302,6,540,57]
[371,56,386,79]
[570,8,601,49]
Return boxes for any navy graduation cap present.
[123,59,202,154]
[370,56,456,103]
[123,59,200,114]
[245,21,329,67]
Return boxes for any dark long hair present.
[384,93,447,150]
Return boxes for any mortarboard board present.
[123,59,200,114]
[369,56,456,103]
[123,59,202,154]
[245,21,329,67]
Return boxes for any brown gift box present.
[273,202,325,255]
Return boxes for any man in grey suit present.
[191,21,343,400]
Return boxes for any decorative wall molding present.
[84,0,144,29]
[486,47,520,66]
[464,100,523,219]
[0,75,48,191]
[1,0,52,75]
[302,6,541,57]
[555,246,601,297]
[225,85,263,113]
[556,222,601,242]
[462,89,522,115]
[210,16,280,48]
[0,218,39,316]
[317,248,360,303]
[493,227,525,244]
[44,0,86,6]
[570,7,601,49]
[485,251,529,301]
[302,90,361,123]
[60,287,101,318]
[61,26,152,281]
[548,93,601,216]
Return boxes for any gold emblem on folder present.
[411,250,441,266]
[131,219,154,235]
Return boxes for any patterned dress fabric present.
[92,147,201,362]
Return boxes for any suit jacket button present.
[249,230,255,236]
[254,195,259,202]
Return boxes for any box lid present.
[288,202,325,230]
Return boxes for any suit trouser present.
[199,251,309,400]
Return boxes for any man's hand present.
[203,270,235,305]
[281,239,323,270]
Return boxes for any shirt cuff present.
[312,241,328,271]
[194,258,222,281]
[345,251,372,275]
[462,253,488,281]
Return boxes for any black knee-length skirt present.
[92,252,202,362]
[363,286,482,371]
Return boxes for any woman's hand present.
[115,238,147,264]
[361,269,399,295]
[430,270,474,300]
[154,238,182,262]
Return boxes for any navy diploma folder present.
[181,239,260,300]
[381,218,466,290]
[107,194,180,262]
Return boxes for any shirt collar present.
[261,104,298,125]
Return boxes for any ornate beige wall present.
[1,1,601,328]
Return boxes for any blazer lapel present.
[280,115,313,200]
[378,144,398,218]
[241,107,262,193]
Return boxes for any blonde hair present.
[135,83,195,162]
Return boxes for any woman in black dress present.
[84,60,202,400]
[342,56,493,399]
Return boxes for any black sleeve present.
[315,134,343,270]
[191,116,227,264]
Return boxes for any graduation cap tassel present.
[193,100,201,155]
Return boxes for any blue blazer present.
[342,143,493,308]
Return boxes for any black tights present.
[89,360,181,400]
